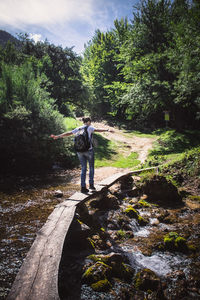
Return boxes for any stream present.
[0,169,79,299]
[1,172,200,299]
[58,180,200,300]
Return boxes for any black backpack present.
[74,126,90,152]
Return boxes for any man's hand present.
[50,134,59,140]
[107,129,114,133]
[109,129,115,133]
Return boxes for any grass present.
[94,133,140,168]
[64,117,82,131]
[122,130,157,139]
[142,129,200,168]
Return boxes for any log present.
[7,205,76,300]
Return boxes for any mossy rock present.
[141,175,182,205]
[135,268,161,291]
[112,262,134,282]
[188,195,200,202]
[90,193,119,210]
[87,252,124,265]
[124,206,149,226]
[86,252,134,283]
[82,261,112,284]
[116,229,134,240]
[164,232,188,252]
[124,206,138,218]
[138,199,152,208]
[91,279,112,292]
[138,215,148,226]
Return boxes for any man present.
[50,117,114,193]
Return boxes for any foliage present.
[81,0,200,129]
[143,129,200,168]
[0,60,76,174]
[64,117,82,131]
[1,0,200,175]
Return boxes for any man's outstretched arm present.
[50,131,73,140]
[94,128,114,133]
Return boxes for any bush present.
[0,62,76,175]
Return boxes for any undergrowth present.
[143,129,200,168]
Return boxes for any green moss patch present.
[91,279,112,292]
[124,206,138,218]
[163,232,188,252]
[135,268,161,291]
[124,206,148,226]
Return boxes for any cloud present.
[0,0,135,54]
[29,33,43,43]
[0,0,94,27]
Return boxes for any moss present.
[124,206,138,218]
[187,244,197,252]
[138,215,148,226]
[135,272,143,290]
[91,279,112,292]
[188,195,200,202]
[134,269,160,291]
[77,219,83,225]
[87,254,101,263]
[138,199,151,207]
[164,232,188,252]
[82,262,112,284]
[86,254,134,284]
[175,236,187,248]
[87,237,96,249]
[116,229,129,240]
[110,262,134,282]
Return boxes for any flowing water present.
[123,244,191,277]
[0,170,79,299]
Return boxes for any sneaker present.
[81,187,89,194]
[89,185,96,191]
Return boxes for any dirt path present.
[76,121,157,185]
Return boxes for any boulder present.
[135,268,162,292]
[141,175,182,206]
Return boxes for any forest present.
[0,0,199,175]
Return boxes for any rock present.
[53,189,63,198]
[120,176,134,191]
[87,252,124,265]
[135,268,162,292]
[86,252,134,283]
[141,175,182,206]
[68,219,92,250]
[90,193,119,210]
[82,261,112,284]
[126,187,139,197]
[163,232,188,253]
[91,279,112,292]
[124,206,138,218]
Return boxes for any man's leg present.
[77,152,87,189]
[87,149,95,188]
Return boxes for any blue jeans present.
[77,149,94,188]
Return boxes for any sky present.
[0,0,138,54]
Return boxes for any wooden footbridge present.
[7,167,157,300]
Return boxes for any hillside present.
[0,30,21,47]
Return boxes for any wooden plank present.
[98,171,134,187]
[98,167,159,187]
[8,205,76,300]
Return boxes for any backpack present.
[74,126,90,152]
